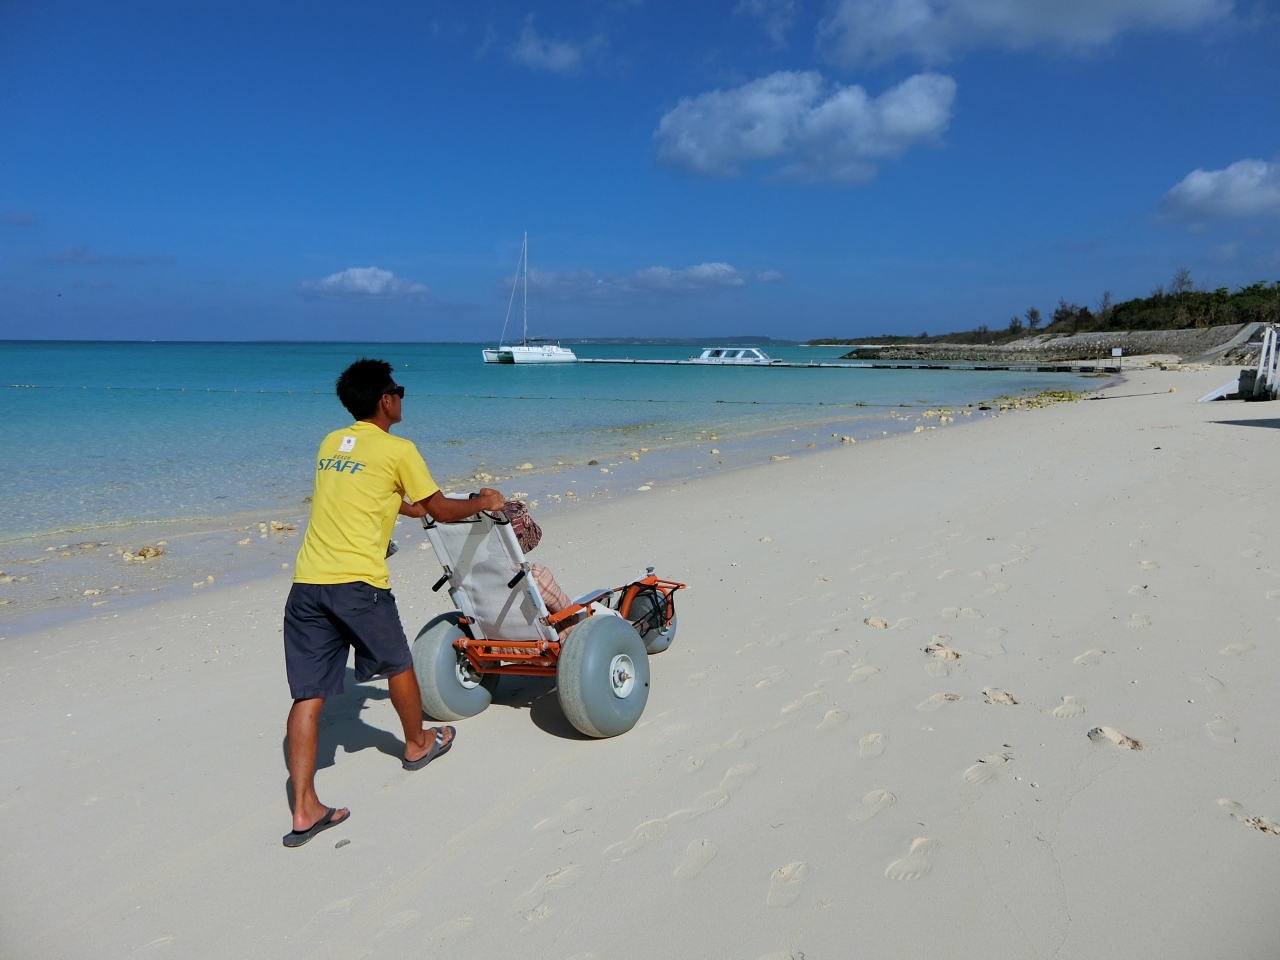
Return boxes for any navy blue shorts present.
[283,581,413,700]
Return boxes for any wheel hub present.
[455,653,482,690]
[609,653,636,699]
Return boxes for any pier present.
[578,358,1122,374]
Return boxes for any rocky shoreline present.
[836,322,1261,364]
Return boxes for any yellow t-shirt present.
[293,421,439,589]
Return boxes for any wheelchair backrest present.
[423,507,555,643]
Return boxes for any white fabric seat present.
[423,510,557,643]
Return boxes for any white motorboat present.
[482,232,576,364]
[688,347,776,365]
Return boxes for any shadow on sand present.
[1213,418,1280,429]
[487,674,592,741]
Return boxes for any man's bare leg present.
[286,697,348,831]
[388,667,451,764]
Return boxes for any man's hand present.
[418,488,506,523]
[473,487,504,512]
[398,499,428,519]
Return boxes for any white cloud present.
[654,70,955,184]
[736,0,799,45]
[299,267,427,299]
[511,262,774,300]
[818,0,1232,66]
[509,17,593,75]
[1161,159,1280,222]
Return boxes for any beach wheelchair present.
[412,504,684,738]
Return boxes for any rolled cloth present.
[502,499,542,553]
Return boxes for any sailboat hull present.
[483,345,576,364]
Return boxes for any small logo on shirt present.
[338,436,356,453]
[318,457,366,474]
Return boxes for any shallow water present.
[2,340,1088,541]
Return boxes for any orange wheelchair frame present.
[449,572,685,677]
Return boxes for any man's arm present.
[399,487,504,522]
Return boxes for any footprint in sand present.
[604,820,668,861]
[986,626,1007,640]
[673,839,718,879]
[1087,726,1142,750]
[513,865,583,914]
[750,665,788,689]
[1193,674,1225,695]
[964,753,1012,784]
[1128,614,1151,629]
[891,617,919,630]
[848,662,880,684]
[849,789,897,823]
[668,764,759,821]
[900,591,919,603]
[924,636,959,659]
[766,861,811,907]
[1074,649,1105,666]
[859,732,886,758]
[917,692,962,712]
[1051,696,1085,718]
[981,582,1011,596]
[1128,585,1149,596]
[821,649,849,668]
[1220,642,1255,657]
[978,641,1007,657]
[885,838,939,882]
[781,691,827,716]
[983,687,1018,706]
[533,798,592,832]
[817,709,848,732]
[687,670,709,685]
[1218,798,1280,835]
[926,660,952,677]
[865,617,889,629]
[1140,560,1159,570]
[721,729,764,751]
[1206,718,1237,743]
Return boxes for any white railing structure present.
[1253,325,1280,399]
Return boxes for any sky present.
[1,0,1279,342]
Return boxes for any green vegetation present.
[808,271,1280,346]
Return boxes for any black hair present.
[336,358,394,419]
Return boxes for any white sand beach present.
[5,365,1280,959]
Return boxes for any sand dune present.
[5,366,1280,958]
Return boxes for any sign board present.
[1112,348,1123,357]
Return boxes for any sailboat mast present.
[522,231,528,346]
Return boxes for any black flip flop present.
[403,725,455,771]
[282,806,349,848]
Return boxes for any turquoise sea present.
[2,341,1089,541]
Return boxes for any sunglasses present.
[382,385,405,399]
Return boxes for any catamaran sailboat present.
[482,233,577,364]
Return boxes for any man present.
[281,358,503,848]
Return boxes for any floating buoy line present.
[3,383,964,409]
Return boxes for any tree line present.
[808,271,1280,346]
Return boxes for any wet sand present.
[5,364,1279,959]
